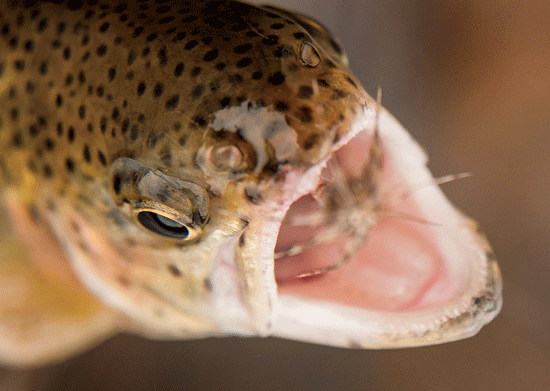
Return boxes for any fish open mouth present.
[269,110,502,347]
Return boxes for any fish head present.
[36,1,376,338]
[20,1,500,346]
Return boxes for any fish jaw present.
[230,106,502,347]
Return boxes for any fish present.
[0,0,502,367]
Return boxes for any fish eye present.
[108,157,209,241]
[137,211,191,239]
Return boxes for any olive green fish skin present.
[0,0,373,338]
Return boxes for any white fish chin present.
[266,108,502,348]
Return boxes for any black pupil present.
[137,211,189,239]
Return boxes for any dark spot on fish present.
[37,18,47,32]
[298,106,313,123]
[113,174,122,194]
[13,60,25,71]
[209,79,221,92]
[193,115,206,126]
[83,145,91,162]
[29,124,39,137]
[192,84,204,99]
[127,50,136,65]
[184,40,198,50]
[191,66,201,77]
[165,95,180,110]
[268,72,285,86]
[98,151,107,166]
[317,79,329,87]
[303,133,320,150]
[245,187,263,204]
[81,51,90,62]
[233,43,252,54]
[130,125,139,141]
[65,158,75,173]
[298,85,314,99]
[147,132,158,148]
[133,26,144,37]
[65,74,74,86]
[174,62,184,76]
[26,81,35,93]
[203,49,218,62]
[262,35,278,45]
[137,82,146,96]
[158,48,167,65]
[168,264,182,277]
[67,127,75,142]
[24,40,34,52]
[99,22,109,33]
[43,165,53,178]
[181,15,198,24]
[236,57,252,68]
[27,204,41,223]
[114,4,127,13]
[229,74,243,84]
[96,44,107,56]
[10,108,18,121]
[44,138,55,151]
[153,83,164,98]
[118,276,131,287]
[11,132,23,147]
[331,89,348,100]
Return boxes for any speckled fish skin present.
[0,0,501,367]
[0,0,373,348]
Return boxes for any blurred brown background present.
[2,0,550,390]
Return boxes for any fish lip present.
[377,229,503,348]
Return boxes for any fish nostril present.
[300,43,320,67]
[209,145,244,170]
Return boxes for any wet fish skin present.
[0,0,375,363]
[0,1,502,367]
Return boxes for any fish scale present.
[0,0,501,367]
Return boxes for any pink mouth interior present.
[275,131,465,312]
